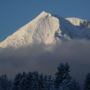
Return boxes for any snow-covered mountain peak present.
[38,11,51,17]
[66,17,90,28]
[0,11,60,48]
[0,12,90,48]
[32,11,52,22]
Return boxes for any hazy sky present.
[0,0,90,41]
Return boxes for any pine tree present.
[19,72,27,90]
[47,75,54,90]
[55,63,71,88]
[43,75,48,90]
[84,73,90,90]
[12,73,22,90]
[67,80,81,90]
[38,74,44,90]
[25,72,33,90]
[32,72,39,90]
[0,75,12,90]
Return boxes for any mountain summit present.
[0,11,90,48]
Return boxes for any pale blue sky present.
[0,0,90,41]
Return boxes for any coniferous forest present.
[0,63,90,90]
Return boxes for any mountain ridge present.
[0,11,90,48]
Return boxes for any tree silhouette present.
[84,73,90,90]
[0,75,12,90]
[55,63,71,88]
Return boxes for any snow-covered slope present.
[0,11,90,48]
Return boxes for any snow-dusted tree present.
[84,73,90,90]
[0,75,12,90]
[59,79,80,90]
[43,75,48,90]
[19,72,27,90]
[44,75,52,90]
[32,72,39,90]
[69,80,81,90]
[38,74,44,90]
[47,75,55,90]
[55,63,71,88]
[25,72,33,90]
[12,73,22,90]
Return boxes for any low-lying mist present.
[0,40,90,82]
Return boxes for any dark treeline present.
[0,63,90,90]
